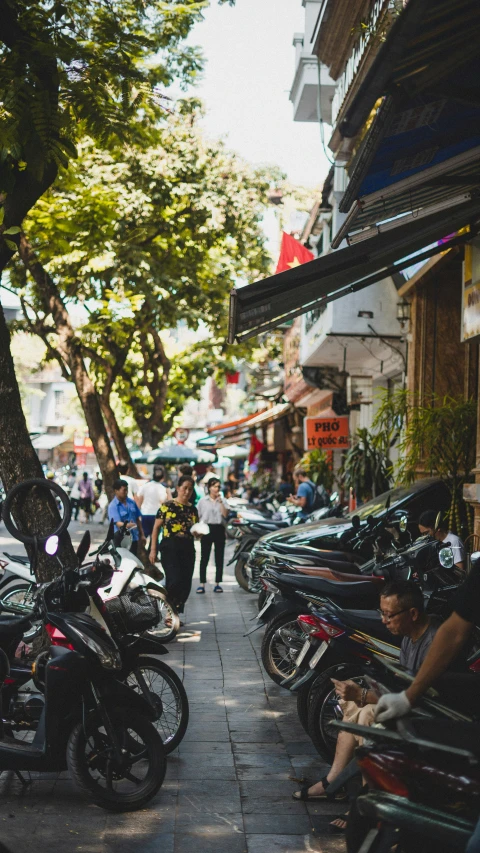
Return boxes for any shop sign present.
[304,415,349,450]
[462,239,480,342]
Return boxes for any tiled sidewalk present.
[0,535,345,853]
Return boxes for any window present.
[54,389,65,421]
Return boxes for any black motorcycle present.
[0,556,166,812]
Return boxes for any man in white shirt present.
[137,467,171,540]
[117,462,142,503]
[418,510,465,570]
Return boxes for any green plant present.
[397,395,476,534]
[339,428,392,502]
[299,449,335,492]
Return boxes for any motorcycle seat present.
[3,553,30,567]
[336,608,384,635]
[0,613,32,635]
[280,574,380,599]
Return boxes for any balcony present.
[290,33,335,125]
[300,277,405,379]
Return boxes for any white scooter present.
[0,525,179,642]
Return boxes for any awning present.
[332,0,480,245]
[241,403,291,428]
[206,410,267,435]
[31,434,71,451]
[228,200,480,342]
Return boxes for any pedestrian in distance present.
[137,466,171,547]
[149,475,199,619]
[78,471,94,523]
[116,461,141,503]
[196,477,229,594]
[287,467,316,518]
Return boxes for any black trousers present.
[199,524,226,584]
[160,537,195,613]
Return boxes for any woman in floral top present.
[149,476,198,615]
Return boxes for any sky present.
[184,0,332,189]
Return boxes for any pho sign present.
[304,415,349,450]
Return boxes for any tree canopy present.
[11,102,279,447]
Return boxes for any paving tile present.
[243,814,312,834]
[174,831,246,853]
[246,834,323,852]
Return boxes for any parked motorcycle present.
[227,504,301,591]
[0,541,167,812]
[1,480,188,753]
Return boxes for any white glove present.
[375,690,411,722]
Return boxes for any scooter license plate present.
[257,592,275,619]
[309,641,328,669]
[295,639,311,667]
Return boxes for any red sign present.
[174,428,190,445]
[304,415,350,450]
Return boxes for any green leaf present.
[0,208,3,225]
[4,239,17,252]
[3,226,21,235]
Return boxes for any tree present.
[0,0,218,552]
[12,106,275,452]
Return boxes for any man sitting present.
[292,580,439,826]
[418,509,465,571]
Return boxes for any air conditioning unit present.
[346,375,373,407]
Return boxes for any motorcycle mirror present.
[45,535,59,556]
[399,515,408,533]
[76,530,91,565]
[106,519,115,542]
[351,515,361,530]
[367,516,375,528]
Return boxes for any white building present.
[289,0,406,431]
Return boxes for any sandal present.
[292,775,346,802]
[196,586,205,594]
[214,585,223,593]
[328,815,348,834]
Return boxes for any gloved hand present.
[375,690,411,722]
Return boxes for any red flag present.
[248,434,264,466]
[276,232,314,274]
[226,372,240,384]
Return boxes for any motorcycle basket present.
[104,588,159,635]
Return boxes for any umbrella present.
[146,444,215,465]
[217,444,249,460]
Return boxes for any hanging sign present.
[304,415,350,450]
[174,428,190,445]
[462,238,480,342]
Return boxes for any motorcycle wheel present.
[235,557,250,592]
[307,664,364,761]
[144,586,180,643]
[296,675,322,733]
[0,580,41,642]
[125,657,189,754]
[346,792,433,853]
[261,610,304,685]
[67,707,166,812]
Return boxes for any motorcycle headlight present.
[67,625,122,670]
[439,546,454,569]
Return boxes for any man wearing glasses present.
[292,580,437,826]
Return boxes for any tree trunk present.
[99,396,140,478]
[18,235,118,498]
[0,299,76,580]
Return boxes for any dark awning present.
[228,198,480,343]
[332,0,480,246]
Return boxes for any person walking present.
[78,472,94,522]
[137,466,171,547]
[108,479,146,556]
[149,475,199,619]
[196,477,229,594]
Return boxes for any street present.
[0,522,343,853]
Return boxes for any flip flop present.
[214,585,223,593]
[292,776,346,802]
[328,815,348,834]
[196,586,205,594]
